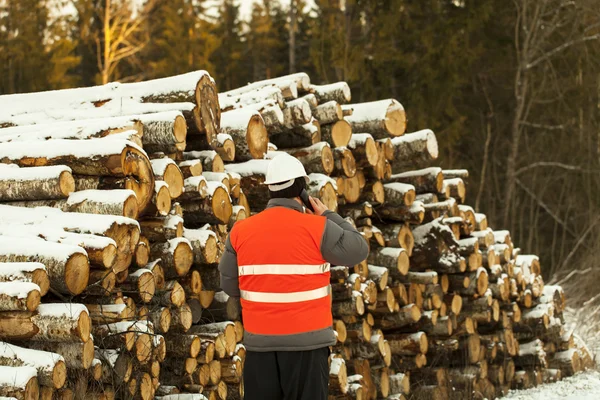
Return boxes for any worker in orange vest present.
[219,153,369,400]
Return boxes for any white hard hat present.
[264,154,310,191]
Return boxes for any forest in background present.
[1,0,600,303]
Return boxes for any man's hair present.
[269,177,306,199]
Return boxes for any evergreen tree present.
[210,0,245,91]
[0,0,52,94]
[142,0,219,80]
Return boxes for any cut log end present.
[65,252,90,296]
[59,170,76,197]
[247,114,269,159]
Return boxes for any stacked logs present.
[0,70,592,400]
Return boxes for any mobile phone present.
[299,189,314,212]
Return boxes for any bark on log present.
[0,282,40,312]
[377,201,425,224]
[269,118,321,149]
[0,303,91,342]
[140,113,188,154]
[180,183,232,226]
[383,183,416,207]
[278,142,334,175]
[309,82,351,104]
[0,236,89,295]
[0,222,116,269]
[341,100,406,138]
[0,165,74,201]
[0,262,50,297]
[0,138,154,211]
[0,365,39,400]
[27,340,94,370]
[313,101,343,125]
[139,215,183,242]
[348,134,379,168]
[0,341,66,389]
[220,108,268,161]
[150,238,193,278]
[10,189,139,221]
[390,130,439,173]
[181,151,225,173]
[386,167,443,194]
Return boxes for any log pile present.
[0,70,592,400]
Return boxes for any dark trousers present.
[243,347,329,400]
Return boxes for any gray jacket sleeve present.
[218,235,240,298]
[320,211,369,266]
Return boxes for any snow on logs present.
[0,165,74,202]
[219,108,268,161]
[0,70,586,399]
[0,303,91,343]
[7,189,139,220]
[0,365,39,400]
[0,236,88,295]
[342,99,406,138]
[0,70,221,148]
[0,263,50,297]
[0,342,67,389]
[0,138,154,211]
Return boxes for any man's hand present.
[309,196,329,216]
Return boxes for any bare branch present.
[519,121,566,130]
[516,162,600,176]
[514,177,578,238]
[526,33,600,69]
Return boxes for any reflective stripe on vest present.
[238,263,330,276]
[240,285,330,303]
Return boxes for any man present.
[219,154,369,400]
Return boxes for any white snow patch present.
[38,303,88,318]
[67,189,135,206]
[0,341,64,370]
[329,357,345,375]
[0,282,40,299]
[0,365,37,387]
[0,262,46,280]
[183,228,216,247]
[151,158,177,176]
[0,165,71,181]
[225,159,270,177]
[156,395,208,400]
[504,370,600,399]
[308,173,338,192]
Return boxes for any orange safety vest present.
[230,206,332,336]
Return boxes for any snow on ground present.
[504,370,600,399]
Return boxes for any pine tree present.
[141,0,219,80]
[210,0,246,91]
[0,0,52,94]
